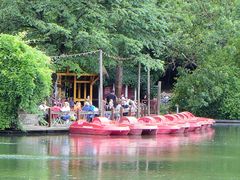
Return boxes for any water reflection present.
[0,129,216,179]
[65,129,215,179]
[69,129,215,157]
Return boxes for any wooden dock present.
[21,125,69,134]
[215,120,240,124]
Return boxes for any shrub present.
[0,34,52,129]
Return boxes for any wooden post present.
[84,83,87,101]
[77,110,80,120]
[78,84,80,99]
[48,108,52,127]
[157,81,162,115]
[120,107,123,118]
[113,83,115,92]
[74,75,77,102]
[147,67,150,115]
[59,75,62,100]
[140,104,144,117]
[145,105,147,116]
[134,88,137,102]
[176,104,179,113]
[99,49,103,116]
[110,108,114,120]
[125,85,128,98]
[137,62,141,118]
[128,106,132,116]
[90,84,93,104]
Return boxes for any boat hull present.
[70,121,130,136]
[70,126,111,135]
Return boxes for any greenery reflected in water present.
[0,126,239,179]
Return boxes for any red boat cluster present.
[69,111,215,136]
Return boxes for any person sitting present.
[114,101,122,121]
[73,101,82,120]
[38,100,50,125]
[82,102,94,122]
[122,99,129,116]
[39,100,49,112]
[129,99,137,116]
[74,101,82,112]
[105,99,114,119]
[105,99,114,111]
[60,102,71,122]
[69,97,75,110]
[50,103,61,124]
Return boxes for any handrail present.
[48,105,148,127]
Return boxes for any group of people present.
[104,90,137,119]
[39,100,98,123]
[39,90,138,124]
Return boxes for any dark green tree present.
[0,0,164,97]
[171,38,240,119]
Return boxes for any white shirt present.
[61,106,70,112]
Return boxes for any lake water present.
[0,125,239,180]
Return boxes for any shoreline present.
[0,120,239,135]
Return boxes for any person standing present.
[106,90,117,107]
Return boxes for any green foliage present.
[161,0,240,68]
[171,39,240,119]
[162,0,240,119]
[1,0,240,119]
[0,34,52,129]
[0,0,164,81]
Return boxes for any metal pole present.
[99,49,103,116]
[157,81,162,115]
[137,62,141,118]
[147,67,150,115]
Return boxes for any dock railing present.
[48,104,148,127]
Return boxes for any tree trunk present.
[115,63,123,98]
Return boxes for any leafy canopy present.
[0,0,164,73]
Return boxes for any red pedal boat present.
[146,115,183,134]
[119,116,158,135]
[137,116,161,135]
[132,116,158,135]
[92,117,130,135]
[70,117,130,136]
[177,112,202,131]
[181,112,215,129]
[164,114,190,133]
[69,121,112,135]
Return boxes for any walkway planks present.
[22,125,69,133]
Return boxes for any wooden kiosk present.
[56,68,98,104]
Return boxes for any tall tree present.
[0,0,164,98]
[167,0,240,118]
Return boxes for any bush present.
[0,34,52,129]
